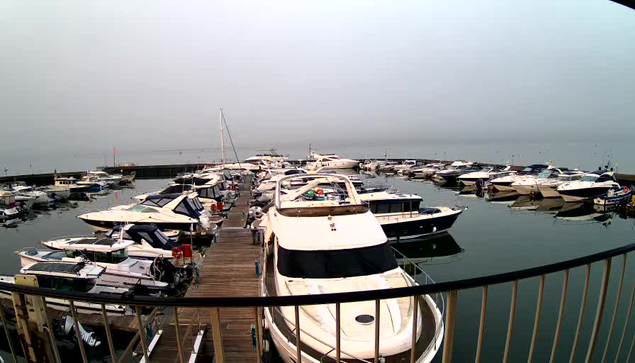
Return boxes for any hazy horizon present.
[1,1,634,174]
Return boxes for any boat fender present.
[172,247,183,259]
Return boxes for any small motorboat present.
[594,186,632,207]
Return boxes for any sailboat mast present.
[220,109,226,166]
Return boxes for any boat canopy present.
[123,225,180,249]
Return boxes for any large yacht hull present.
[79,218,197,233]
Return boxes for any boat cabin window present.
[65,249,128,263]
[369,200,420,214]
[277,242,398,279]
[596,174,614,183]
[36,276,95,292]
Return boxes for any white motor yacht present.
[85,170,123,186]
[12,184,53,208]
[458,166,515,187]
[41,224,181,260]
[408,163,445,179]
[359,191,463,241]
[262,173,443,363]
[78,193,215,234]
[0,262,130,315]
[557,171,621,202]
[489,164,549,192]
[306,153,359,170]
[17,238,182,293]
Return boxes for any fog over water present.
[1,1,634,174]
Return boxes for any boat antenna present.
[220,109,242,170]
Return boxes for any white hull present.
[560,194,588,203]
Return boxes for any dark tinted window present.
[376,203,390,214]
[277,243,397,279]
[389,203,402,213]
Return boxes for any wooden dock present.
[150,189,262,363]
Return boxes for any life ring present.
[172,247,183,259]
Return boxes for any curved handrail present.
[1,243,634,307]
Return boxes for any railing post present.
[336,303,341,363]
[528,275,545,362]
[601,254,627,363]
[410,295,419,363]
[101,305,118,363]
[375,299,381,363]
[135,305,149,362]
[69,301,89,363]
[585,258,612,362]
[475,286,488,363]
[502,280,519,363]
[616,265,635,361]
[173,307,184,363]
[295,305,302,363]
[0,301,18,363]
[442,290,458,363]
[549,269,569,363]
[210,307,225,363]
[254,307,262,363]
[569,264,592,363]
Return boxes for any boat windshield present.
[537,171,555,179]
[126,205,156,213]
[581,175,599,182]
[277,243,397,279]
[36,276,95,292]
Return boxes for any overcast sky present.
[1,1,634,161]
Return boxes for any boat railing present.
[2,243,635,362]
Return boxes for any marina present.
[2,1,635,361]
[2,154,635,362]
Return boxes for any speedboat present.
[489,164,549,192]
[512,168,569,196]
[12,184,53,208]
[261,173,443,362]
[134,180,233,213]
[432,161,476,186]
[557,171,622,203]
[38,185,71,201]
[458,166,515,187]
[84,170,123,187]
[41,224,181,260]
[306,153,359,170]
[17,238,184,294]
[408,163,445,180]
[0,191,20,222]
[0,262,130,315]
[78,193,215,234]
[359,191,463,241]
[55,175,99,194]
[536,171,585,198]
[393,160,418,175]
[594,186,632,207]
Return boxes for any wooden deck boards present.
[152,188,262,363]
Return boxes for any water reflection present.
[392,233,464,265]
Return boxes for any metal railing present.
[1,242,635,362]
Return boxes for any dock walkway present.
[151,189,262,363]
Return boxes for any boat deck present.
[150,188,262,363]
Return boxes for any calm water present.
[1,177,635,362]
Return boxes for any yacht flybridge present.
[261,173,443,363]
[77,193,214,234]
